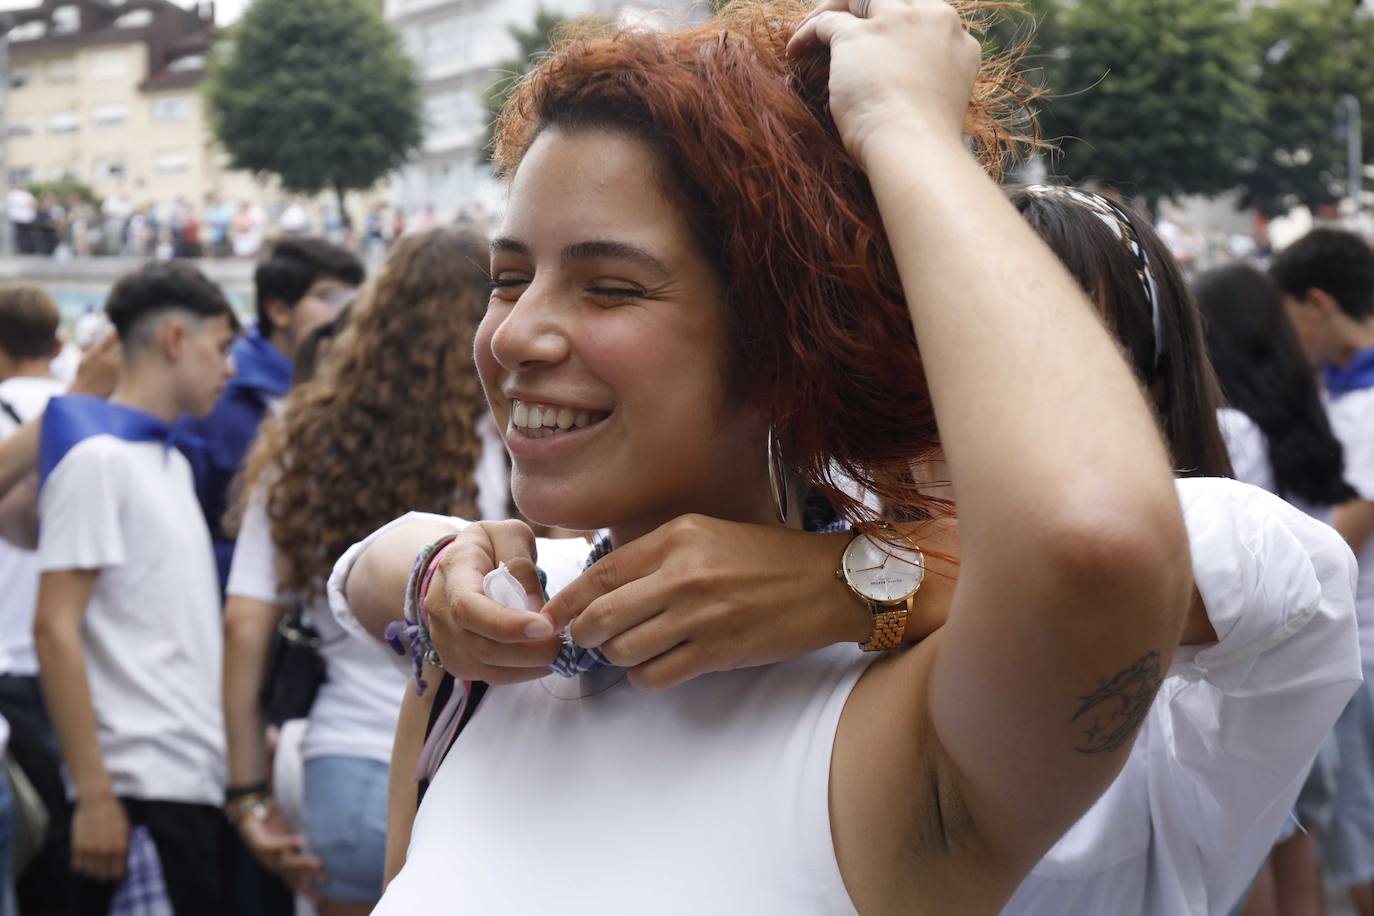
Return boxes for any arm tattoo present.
[1070,649,1162,755]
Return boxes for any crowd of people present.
[0,1,1366,914]
[4,187,494,266]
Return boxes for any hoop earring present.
[767,422,789,525]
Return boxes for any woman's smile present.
[504,397,614,459]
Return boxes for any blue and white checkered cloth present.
[109,826,172,916]
[549,535,615,677]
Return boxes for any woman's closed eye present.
[586,284,645,303]
[488,276,530,300]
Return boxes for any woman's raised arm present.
[794,0,1190,889]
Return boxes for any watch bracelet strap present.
[859,603,908,652]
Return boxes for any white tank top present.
[376,644,874,914]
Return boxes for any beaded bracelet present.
[224,791,276,825]
[384,531,460,695]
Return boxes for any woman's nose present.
[488,281,572,371]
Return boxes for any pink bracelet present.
[417,541,454,633]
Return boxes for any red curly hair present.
[494,0,1034,524]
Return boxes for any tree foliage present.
[478,9,570,162]
[1034,0,1262,210]
[1239,0,1374,216]
[204,0,422,215]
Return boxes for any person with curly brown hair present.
[220,228,509,916]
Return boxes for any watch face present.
[842,535,925,603]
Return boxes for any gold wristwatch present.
[837,532,926,652]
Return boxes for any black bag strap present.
[416,675,487,807]
[0,398,22,428]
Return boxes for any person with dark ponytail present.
[1196,263,1355,512]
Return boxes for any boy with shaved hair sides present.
[34,263,237,915]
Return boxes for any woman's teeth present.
[510,400,600,438]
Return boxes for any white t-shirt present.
[1216,407,1276,495]
[331,480,1358,916]
[0,376,64,676]
[1326,386,1374,665]
[227,491,408,764]
[38,435,226,804]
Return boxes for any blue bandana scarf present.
[38,396,173,490]
[227,328,292,401]
[1324,347,1374,399]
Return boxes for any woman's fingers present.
[628,643,707,693]
[450,592,553,644]
[599,610,686,670]
[787,9,851,54]
[543,528,669,630]
[464,630,561,668]
[568,575,667,650]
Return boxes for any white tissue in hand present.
[482,563,539,612]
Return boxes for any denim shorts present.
[302,756,388,904]
[1320,676,1374,887]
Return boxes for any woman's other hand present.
[543,515,960,691]
[788,0,980,165]
[236,807,324,896]
[422,520,563,684]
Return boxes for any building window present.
[153,150,192,176]
[47,111,80,134]
[52,6,79,35]
[9,22,47,42]
[6,122,33,139]
[93,158,128,182]
[151,96,192,123]
[46,58,76,85]
[90,50,128,78]
[92,103,128,128]
[7,169,34,188]
[9,66,32,90]
[114,10,154,29]
[168,55,205,73]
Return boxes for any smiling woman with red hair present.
[333,1,1193,912]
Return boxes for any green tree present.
[204,0,422,225]
[1240,0,1374,217]
[478,9,569,162]
[1035,0,1261,211]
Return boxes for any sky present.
[0,0,246,26]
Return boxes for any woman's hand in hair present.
[422,520,563,685]
[788,0,981,165]
[69,334,122,398]
[541,515,960,692]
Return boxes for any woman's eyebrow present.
[563,240,672,278]
[490,237,529,257]
[491,237,673,279]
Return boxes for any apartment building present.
[3,0,266,207]
[384,0,699,217]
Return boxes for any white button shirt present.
[1002,478,1361,916]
